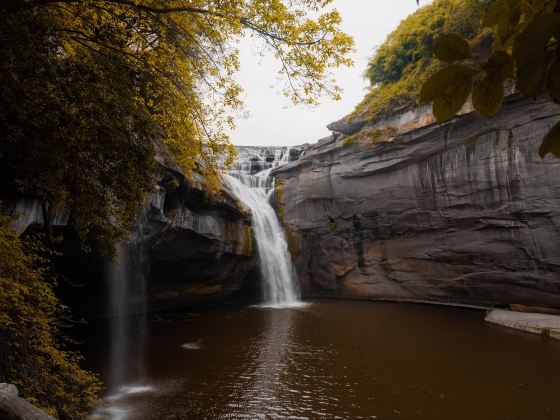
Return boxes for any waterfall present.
[107,244,129,390]
[224,149,303,307]
[105,215,151,398]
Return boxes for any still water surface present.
[85,300,560,419]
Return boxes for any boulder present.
[0,384,55,420]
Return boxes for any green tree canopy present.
[366,0,493,85]
[0,217,102,418]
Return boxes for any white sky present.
[228,1,430,146]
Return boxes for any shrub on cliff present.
[419,0,560,157]
[353,0,494,119]
[0,216,102,419]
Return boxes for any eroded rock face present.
[143,170,260,311]
[50,163,260,317]
[274,95,560,308]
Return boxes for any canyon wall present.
[11,150,260,316]
[274,95,560,308]
[139,167,259,312]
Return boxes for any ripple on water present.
[85,301,560,420]
[106,385,154,402]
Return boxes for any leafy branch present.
[419,0,560,157]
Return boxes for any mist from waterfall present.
[224,148,303,307]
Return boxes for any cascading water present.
[97,216,152,419]
[107,239,149,391]
[224,148,303,307]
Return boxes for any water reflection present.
[239,308,296,418]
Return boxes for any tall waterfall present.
[224,150,302,307]
[104,216,151,400]
[106,241,148,391]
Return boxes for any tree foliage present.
[366,0,493,85]
[0,0,353,255]
[419,0,560,158]
[0,4,159,255]
[0,215,102,419]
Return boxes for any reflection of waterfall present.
[244,309,295,416]
[224,157,302,307]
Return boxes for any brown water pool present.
[84,300,560,419]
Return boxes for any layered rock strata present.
[274,94,560,309]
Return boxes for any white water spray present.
[224,150,302,307]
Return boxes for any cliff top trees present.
[353,0,493,120]
[0,0,353,254]
[419,0,560,157]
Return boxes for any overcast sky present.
[228,1,430,146]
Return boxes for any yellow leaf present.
[516,50,552,97]
[429,67,474,123]
[547,59,560,104]
[481,0,510,27]
[513,13,560,96]
[484,50,514,80]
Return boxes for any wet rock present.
[49,147,261,316]
[139,164,260,311]
[275,94,560,309]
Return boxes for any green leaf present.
[419,64,476,103]
[472,76,505,117]
[538,121,560,158]
[495,6,521,49]
[431,72,473,123]
[516,50,552,97]
[547,60,560,104]
[481,0,510,27]
[433,33,473,61]
[513,13,560,59]
[484,50,514,80]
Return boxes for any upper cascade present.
[232,146,304,176]
[224,146,304,308]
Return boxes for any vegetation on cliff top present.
[352,0,494,121]
[419,0,560,157]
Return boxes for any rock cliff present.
[10,147,260,316]
[273,94,560,308]
[141,166,259,312]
